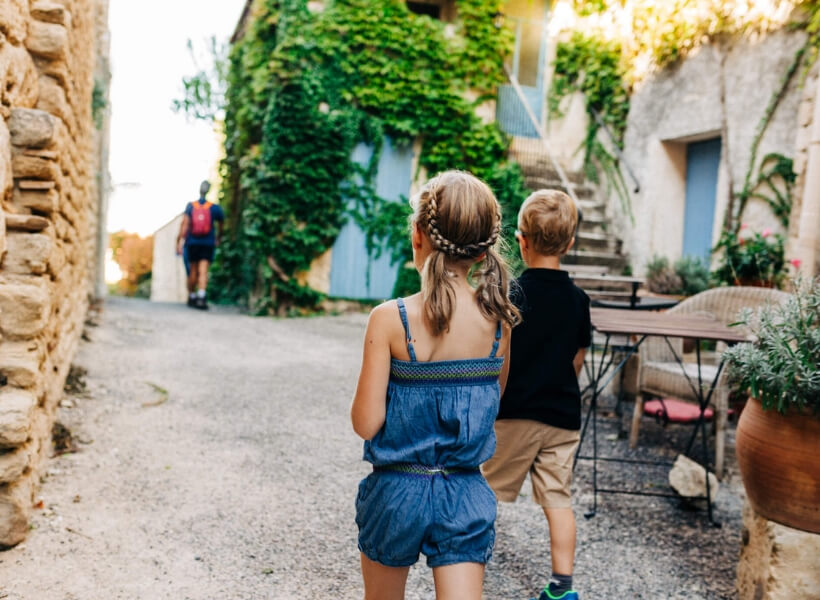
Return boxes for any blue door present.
[329,138,414,299]
[682,138,722,262]
[496,0,549,137]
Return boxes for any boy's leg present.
[543,507,576,575]
[432,562,484,600]
[360,554,410,600]
[531,426,581,599]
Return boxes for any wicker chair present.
[630,286,791,479]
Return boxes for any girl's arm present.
[351,304,393,440]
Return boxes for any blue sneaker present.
[533,590,580,600]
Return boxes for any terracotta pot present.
[736,398,820,533]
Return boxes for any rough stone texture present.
[0,0,110,546]
[786,59,820,274]
[0,389,36,448]
[737,501,820,600]
[614,30,808,273]
[0,477,32,548]
[3,231,53,274]
[7,108,56,148]
[669,453,719,503]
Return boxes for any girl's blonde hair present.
[411,170,520,336]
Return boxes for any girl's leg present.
[432,562,484,600]
[361,553,410,600]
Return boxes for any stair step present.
[584,290,638,298]
[517,164,586,185]
[563,250,627,269]
[565,264,611,276]
[523,177,597,198]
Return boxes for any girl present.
[351,170,520,600]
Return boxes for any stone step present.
[563,250,627,270]
[517,162,586,185]
[576,231,621,253]
[523,176,597,199]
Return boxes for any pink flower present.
[790,258,802,269]
[740,223,748,230]
[762,228,772,238]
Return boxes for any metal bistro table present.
[574,308,749,525]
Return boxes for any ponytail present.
[474,247,521,329]
[421,250,456,336]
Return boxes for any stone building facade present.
[0,0,110,547]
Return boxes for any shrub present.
[724,278,820,415]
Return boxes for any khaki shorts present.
[482,419,580,509]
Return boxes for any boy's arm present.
[573,347,586,377]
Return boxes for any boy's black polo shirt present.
[499,268,592,430]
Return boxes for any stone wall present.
[150,214,188,303]
[0,0,109,547]
[737,502,820,599]
[612,29,807,273]
[788,59,820,277]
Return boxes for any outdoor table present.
[574,308,749,526]
[569,274,646,309]
[590,296,680,311]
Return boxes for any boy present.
[483,190,590,600]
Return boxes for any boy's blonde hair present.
[412,170,520,335]
[518,189,578,257]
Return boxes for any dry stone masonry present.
[0,0,109,547]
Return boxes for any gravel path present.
[0,297,743,599]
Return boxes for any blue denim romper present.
[356,298,503,568]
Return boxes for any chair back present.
[642,286,791,363]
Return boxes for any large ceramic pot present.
[735,398,820,533]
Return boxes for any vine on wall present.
[208,0,526,313]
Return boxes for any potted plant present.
[723,278,820,533]
[712,226,786,288]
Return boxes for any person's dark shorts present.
[187,244,215,263]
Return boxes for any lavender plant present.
[724,278,820,415]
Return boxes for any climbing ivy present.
[209,0,526,313]
[548,32,632,217]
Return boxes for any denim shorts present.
[355,469,496,568]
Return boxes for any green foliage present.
[712,227,786,288]
[646,254,710,296]
[572,1,610,17]
[548,33,632,219]
[209,0,526,311]
[172,37,229,123]
[673,256,710,297]
[91,79,106,130]
[724,278,820,415]
[737,153,796,229]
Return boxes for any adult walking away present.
[176,181,225,309]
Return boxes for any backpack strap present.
[396,298,417,362]
[489,321,502,358]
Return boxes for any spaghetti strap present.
[489,321,502,358]
[396,298,417,362]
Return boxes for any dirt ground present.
[0,297,744,599]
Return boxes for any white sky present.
[107,0,247,237]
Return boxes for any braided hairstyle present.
[412,171,520,335]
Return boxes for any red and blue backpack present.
[190,201,213,237]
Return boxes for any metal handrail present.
[590,110,641,194]
[502,64,581,208]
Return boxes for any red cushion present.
[643,398,714,423]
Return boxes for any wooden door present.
[682,138,722,262]
[329,138,414,299]
[496,0,549,137]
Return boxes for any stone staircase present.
[514,152,636,303]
